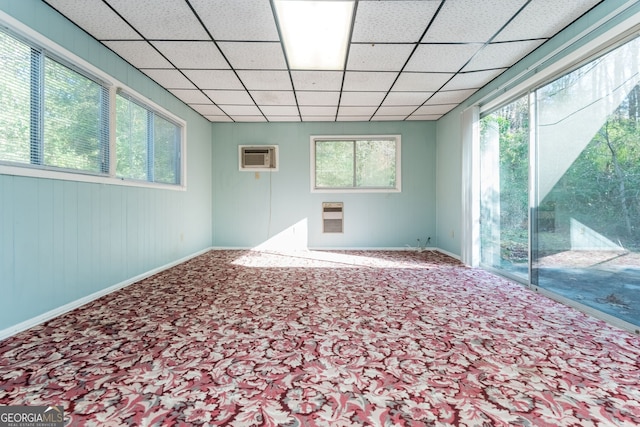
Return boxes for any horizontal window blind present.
[0,24,183,187]
[116,91,181,184]
[0,29,32,164]
[0,27,109,174]
[116,93,148,180]
[43,57,109,173]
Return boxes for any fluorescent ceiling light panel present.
[274,0,354,70]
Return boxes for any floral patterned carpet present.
[1,249,640,426]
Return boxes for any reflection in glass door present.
[480,96,529,280]
[534,36,640,327]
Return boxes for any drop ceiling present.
[43,0,603,123]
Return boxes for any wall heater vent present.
[322,202,343,233]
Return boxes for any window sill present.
[311,187,401,194]
[0,164,186,191]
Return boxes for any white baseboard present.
[435,248,462,260]
[0,247,212,342]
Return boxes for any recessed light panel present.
[274,0,355,70]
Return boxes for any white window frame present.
[0,11,187,191]
[310,135,401,193]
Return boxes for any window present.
[477,34,640,329]
[532,35,640,328]
[0,24,184,188]
[0,28,109,174]
[311,135,401,192]
[480,95,529,281]
[116,93,181,184]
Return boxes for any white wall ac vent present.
[239,145,278,171]
[322,202,343,233]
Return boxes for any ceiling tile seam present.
[114,38,212,42]
[407,0,535,118]
[456,67,508,75]
[368,0,446,121]
[98,0,233,122]
[334,0,362,121]
[185,0,268,123]
[267,0,302,122]
[488,38,548,45]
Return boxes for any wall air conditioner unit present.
[322,202,343,233]
[239,145,278,171]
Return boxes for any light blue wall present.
[212,121,436,248]
[434,0,640,258]
[0,0,213,330]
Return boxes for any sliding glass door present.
[533,36,640,327]
[480,35,640,328]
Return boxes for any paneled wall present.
[0,0,213,331]
[212,121,436,249]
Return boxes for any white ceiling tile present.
[383,91,433,106]
[375,106,417,116]
[220,105,262,116]
[302,116,338,122]
[407,114,442,121]
[440,69,505,91]
[337,116,373,122]
[206,115,233,122]
[494,0,602,42]
[218,42,287,70]
[169,89,211,104]
[299,106,338,116]
[371,115,408,121]
[414,104,457,115]
[152,41,228,69]
[183,70,244,90]
[291,71,343,91]
[45,0,141,40]
[405,44,482,72]
[427,89,477,105]
[260,106,300,116]
[352,1,440,43]
[231,115,267,122]
[47,0,602,123]
[347,44,414,71]
[338,106,378,116]
[103,41,172,69]
[340,92,386,106]
[141,69,196,89]
[204,90,254,105]
[105,0,208,40]
[296,91,340,106]
[392,72,454,91]
[190,104,225,116]
[267,116,301,122]
[237,70,292,90]
[342,71,398,92]
[463,40,545,71]
[190,0,279,41]
[423,0,528,43]
[250,91,296,106]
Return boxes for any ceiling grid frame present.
[41,0,605,122]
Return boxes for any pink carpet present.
[1,250,639,426]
